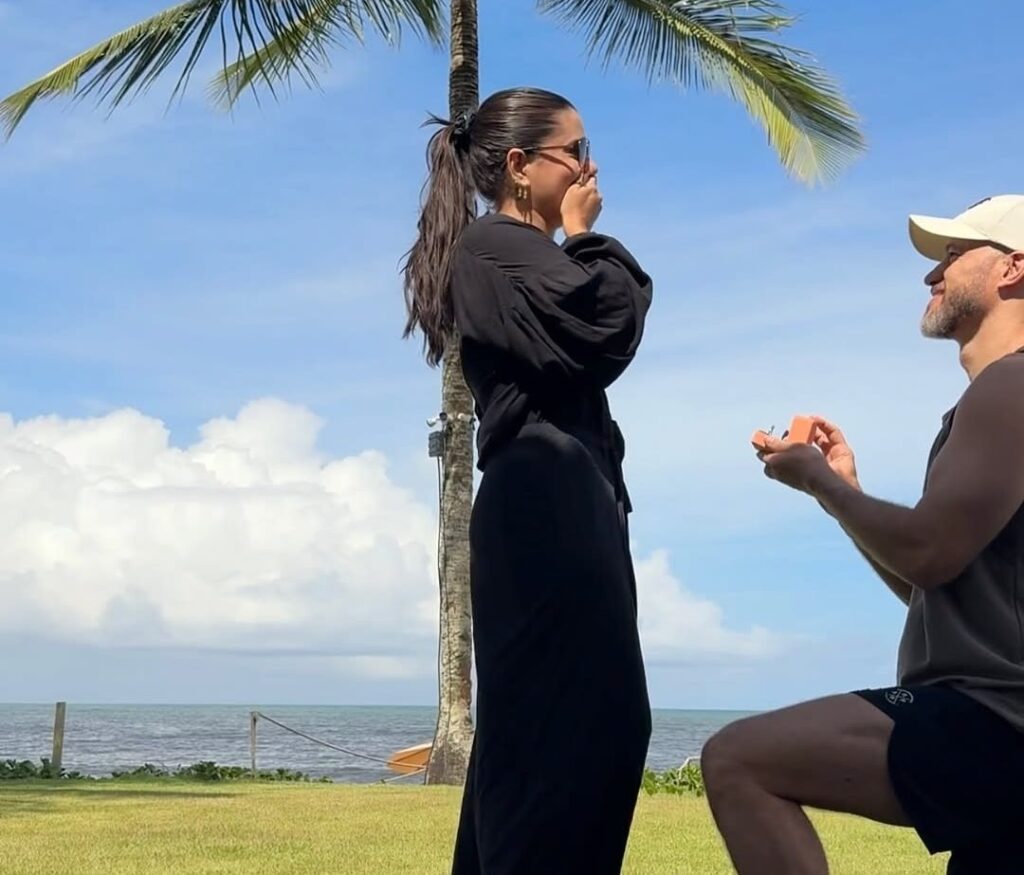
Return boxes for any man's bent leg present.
[701,693,912,875]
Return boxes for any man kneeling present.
[703,196,1024,874]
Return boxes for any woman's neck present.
[495,204,558,238]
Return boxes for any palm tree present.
[1,0,864,786]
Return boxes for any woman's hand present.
[561,174,602,236]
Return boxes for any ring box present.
[751,415,818,450]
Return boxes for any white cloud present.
[0,400,439,662]
[323,655,436,680]
[636,549,783,663]
[0,400,772,676]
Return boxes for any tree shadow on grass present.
[0,785,238,817]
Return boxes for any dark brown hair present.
[402,87,574,365]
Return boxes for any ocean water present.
[0,704,753,783]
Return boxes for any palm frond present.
[210,0,447,108]
[1,0,445,138]
[538,0,865,184]
[208,1,353,108]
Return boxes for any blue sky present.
[1,0,1021,711]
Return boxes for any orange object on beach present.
[751,415,818,449]
[386,741,432,775]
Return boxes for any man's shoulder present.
[934,352,1024,460]
[962,352,1024,411]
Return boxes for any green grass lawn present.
[0,781,948,874]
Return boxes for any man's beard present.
[920,286,982,339]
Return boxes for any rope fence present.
[250,711,426,783]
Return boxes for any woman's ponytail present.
[402,113,477,366]
[403,89,573,364]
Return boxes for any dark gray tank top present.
[898,366,1024,731]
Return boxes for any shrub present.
[1,759,331,783]
[642,760,705,798]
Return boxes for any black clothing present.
[449,213,653,875]
[897,366,1024,733]
[855,685,1024,873]
[452,214,652,512]
[854,356,1024,874]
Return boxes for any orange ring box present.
[751,415,817,450]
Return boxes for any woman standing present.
[403,87,653,875]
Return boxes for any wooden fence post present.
[250,712,258,779]
[51,702,66,778]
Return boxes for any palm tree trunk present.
[425,0,478,787]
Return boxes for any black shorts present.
[854,684,1024,871]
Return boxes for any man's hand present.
[810,416,860,490]
[755,415,916,599]
[801,417,912,601]
[795,356,1024,589]
[756,434,836,494]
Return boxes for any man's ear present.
[998,251,1024,295]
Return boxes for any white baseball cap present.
[909,195,1024,261]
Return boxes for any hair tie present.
[451,110,476,148]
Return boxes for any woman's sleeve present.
[450,221,653,388]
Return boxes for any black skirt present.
[451,423,652,875]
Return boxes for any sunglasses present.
[523,137,591,172]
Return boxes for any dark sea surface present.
[0,704,753,782]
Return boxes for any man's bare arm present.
[818,490,913,605]
[852,538,913,605]
[810,358,1024,589]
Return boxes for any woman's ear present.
[506,148,529,185]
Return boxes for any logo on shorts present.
[885,688,914,705]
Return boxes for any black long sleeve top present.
[449,212,653,511]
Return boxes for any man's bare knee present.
[701,717,763,795]
[701,696,908,822]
